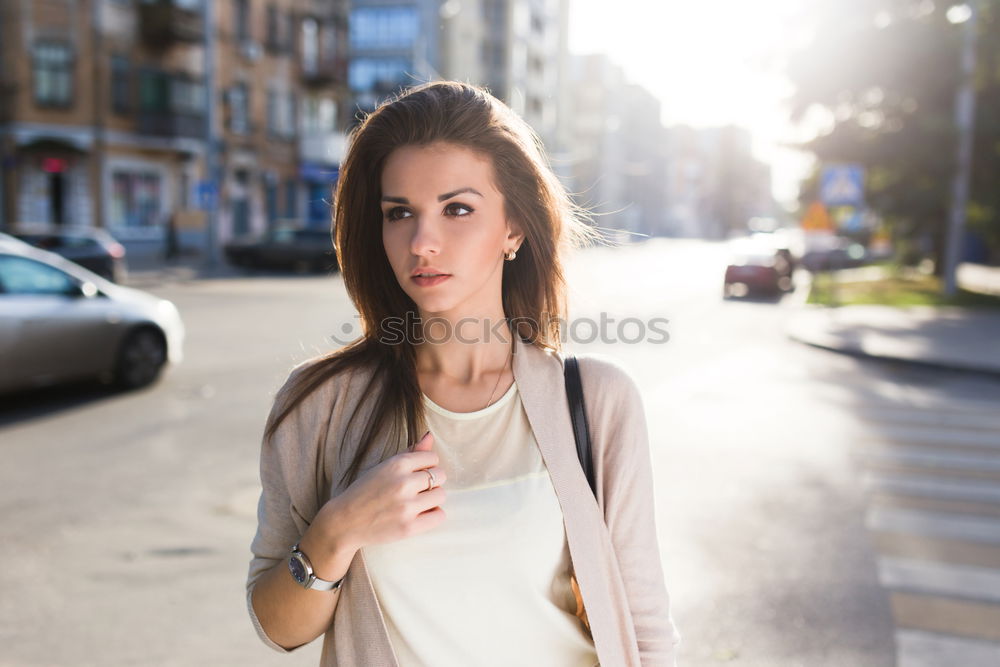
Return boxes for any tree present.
[786,0,1000,267]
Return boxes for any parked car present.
[723,240,794,298]
[800,237,868,272]
[10,224,128,283]
[0,234,184,394]
[224,227,338,274]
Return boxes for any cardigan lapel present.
[511,335,636,666]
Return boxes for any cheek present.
[382,225,406,269]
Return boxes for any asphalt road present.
[2,237,998,666]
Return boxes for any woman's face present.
[381,141,523,322]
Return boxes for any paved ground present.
[1,239,999,665]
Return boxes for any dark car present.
[224,227,338,274]
[10,225,128,283]
[723,241,794,298]
[800,237,868,272]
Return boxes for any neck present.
[414,315,514,385]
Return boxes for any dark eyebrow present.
[380,187,484,205]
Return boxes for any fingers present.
[410,465,447,495]
[397,449,439,472]
[413,486,446,513]
[410,430,434,452]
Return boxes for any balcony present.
[302,56,348,87]
[136,111,205,140]
[138,0,204,49]
[299,130,348,166]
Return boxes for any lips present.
[412,273,452,287]
[410,267,451,277]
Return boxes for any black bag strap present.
[563,355,596,497]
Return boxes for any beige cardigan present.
[246,334,682,666]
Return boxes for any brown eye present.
[446,203,473,216]
[385,207,411,221]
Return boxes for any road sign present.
[801,201,834,232]
[820,165,865,207]
[197,180,218,210]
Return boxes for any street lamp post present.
[203,0,220,270]
[943,2,979,297]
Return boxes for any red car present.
[723,244,794,298]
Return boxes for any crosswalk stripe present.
[890,592,1000,642]
[853,408,1000,432]
[862,471,1000,505]
[860,447,1000,473]
[858,426,1000,449]
[866,507,1000,546]
[878,556,1000,603]
[869,492,1000,521]
[873,532,1000,570]
[896,629,1000,667]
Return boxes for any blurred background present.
[2,1,1000,665]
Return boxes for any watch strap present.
[290,542,345,591]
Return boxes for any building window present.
[111,171,163,229]
[32,42,73,107]
[228,83,249,133]
[234,0,250,42]
[110,55,130,114]
[267,89,295,139]
[350,7,419,49]
[301,17,318,73]
[138,69,169,111]
[171,77,206,115]
[230,84,248,132]
[348,57,410,93]
[138,69,204,116]
[266,5,280,51]
[284,179,297,218]
[302,96,336,133]
[284,11,295,52]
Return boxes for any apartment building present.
[347,0,568,153]
[565,53,670,238]
[0,0,351,258]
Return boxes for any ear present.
[505,218,525,251]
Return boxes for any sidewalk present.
[786,263,1000,377]
[121,251,239,289]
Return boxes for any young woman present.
[246,81,681,666]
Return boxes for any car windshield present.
[269,229,296,243]
[732,253,775,266]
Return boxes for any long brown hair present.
[263,80,600,490]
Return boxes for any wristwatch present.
[288,542,345,591]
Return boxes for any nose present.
[409,216,441,257]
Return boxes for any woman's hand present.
[310,430,447,556]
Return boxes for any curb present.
[786,326,1000,380]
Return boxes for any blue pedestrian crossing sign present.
[820,165,865,207]
[197,180,218,210]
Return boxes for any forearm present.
[250,526,358,650]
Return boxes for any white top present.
[360,379,599,666]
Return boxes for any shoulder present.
[267,352,376,430]
[573,352,642,402]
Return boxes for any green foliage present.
[787,0,1000,263]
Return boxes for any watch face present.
[288,554,308,585]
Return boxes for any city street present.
[2,238,999,666]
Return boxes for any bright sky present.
[568,0,820,210]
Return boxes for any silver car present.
[0,233,185,394]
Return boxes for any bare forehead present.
[381,143,498,192]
